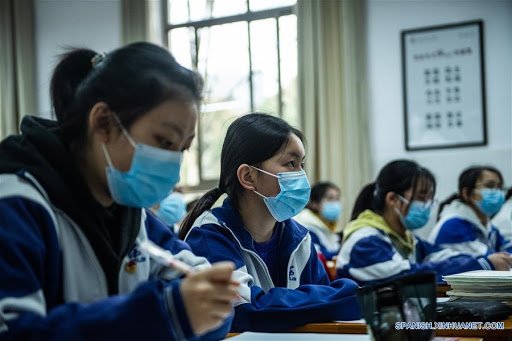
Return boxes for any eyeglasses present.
[396,194,437,209]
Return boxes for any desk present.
[291,317,512,341]
[436,283,450,297]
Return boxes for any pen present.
[139,240,242,299]
[138,239,193,274]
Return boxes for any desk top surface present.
[291,316,512,338]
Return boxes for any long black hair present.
[180,113,304,239]
[351,159,436,220]
[50,42,203,151]
[437,165,504,219]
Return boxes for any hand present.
[487,252,512,271]
[180,262,239,336]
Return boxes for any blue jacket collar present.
[211,198,309,253]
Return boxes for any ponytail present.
[50,48,97,122]
[179,187,224,239]
[351,183,376,220]
[437,193,458,220]
[350,160,437,221]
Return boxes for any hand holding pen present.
[139,240,240,336]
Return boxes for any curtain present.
[0,0,36,139]
[297,0,371,228]
[122,0,164,45]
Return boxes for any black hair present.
[438,165,504,219]
[50,42,203,150]
[351,159,436,220]
[180,113,304,239]
[307,181,340,213]
[506,187,512,201]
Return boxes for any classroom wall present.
[35,0,122,117]
[366,0,512,236]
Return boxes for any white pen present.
[138,239,193,274]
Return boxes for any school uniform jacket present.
[294,208,340,259]
[336,210,493,286]
[184,199,361,333]
[0,116,230,340]
[429,199,512,256]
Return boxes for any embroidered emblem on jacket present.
[124,246,147,274]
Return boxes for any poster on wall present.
[401,20,487,150]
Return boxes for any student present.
[0,43,238,339]
[429,166,512,257]
[492,187,512,241]
[180,113,361,332]
[295,181,342,260]
[336,160,511,286]
[155,191,187,235]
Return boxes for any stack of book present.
[443,270,512,300]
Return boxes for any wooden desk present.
[291,317,512,341]
[436,283,450,297]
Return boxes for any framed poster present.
[401,20,487,150]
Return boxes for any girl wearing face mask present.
[180,113,361,332]
[336,160,510,286]
[429,166,512,258]
[153,191,187,235]
[0,43,238,340]
[295,182,343,260]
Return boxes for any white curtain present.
[297,0,371,228]
[122,0,164,45]
[0,0,36,139]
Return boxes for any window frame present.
[163,1,296,191]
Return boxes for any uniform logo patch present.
[124,246,147,274]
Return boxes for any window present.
[165,0,298,190]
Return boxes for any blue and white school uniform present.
[336,210,493,286]
[429,199,512,257]
[184,199,361,332]
[294,208,340,259]
[0,116,230,340]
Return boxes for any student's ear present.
[309,201,320,212]
[461,187,475,202]
[385,192,398,208]
[88,102,116,143]
[237,164,257,191]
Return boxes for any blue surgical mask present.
[102,116,183,208]
[251,166,311,222]
[157,192,187,226]
[321,201,342,222]
[476,188,505,216]
[395,196,431,230]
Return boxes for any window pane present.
[199,111,240,180]
[170,0,247,24]
[169,0,189,24]
[250,18,279,114]
[279,15,298,127]
[249,0,296,12]
[212,0,247,18]
[197,22,250,180]
[169,27,195,69]
[180,125,200,187]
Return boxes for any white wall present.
[366,0,512,238]
[35,0,122,117]
[366,0,511,195]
